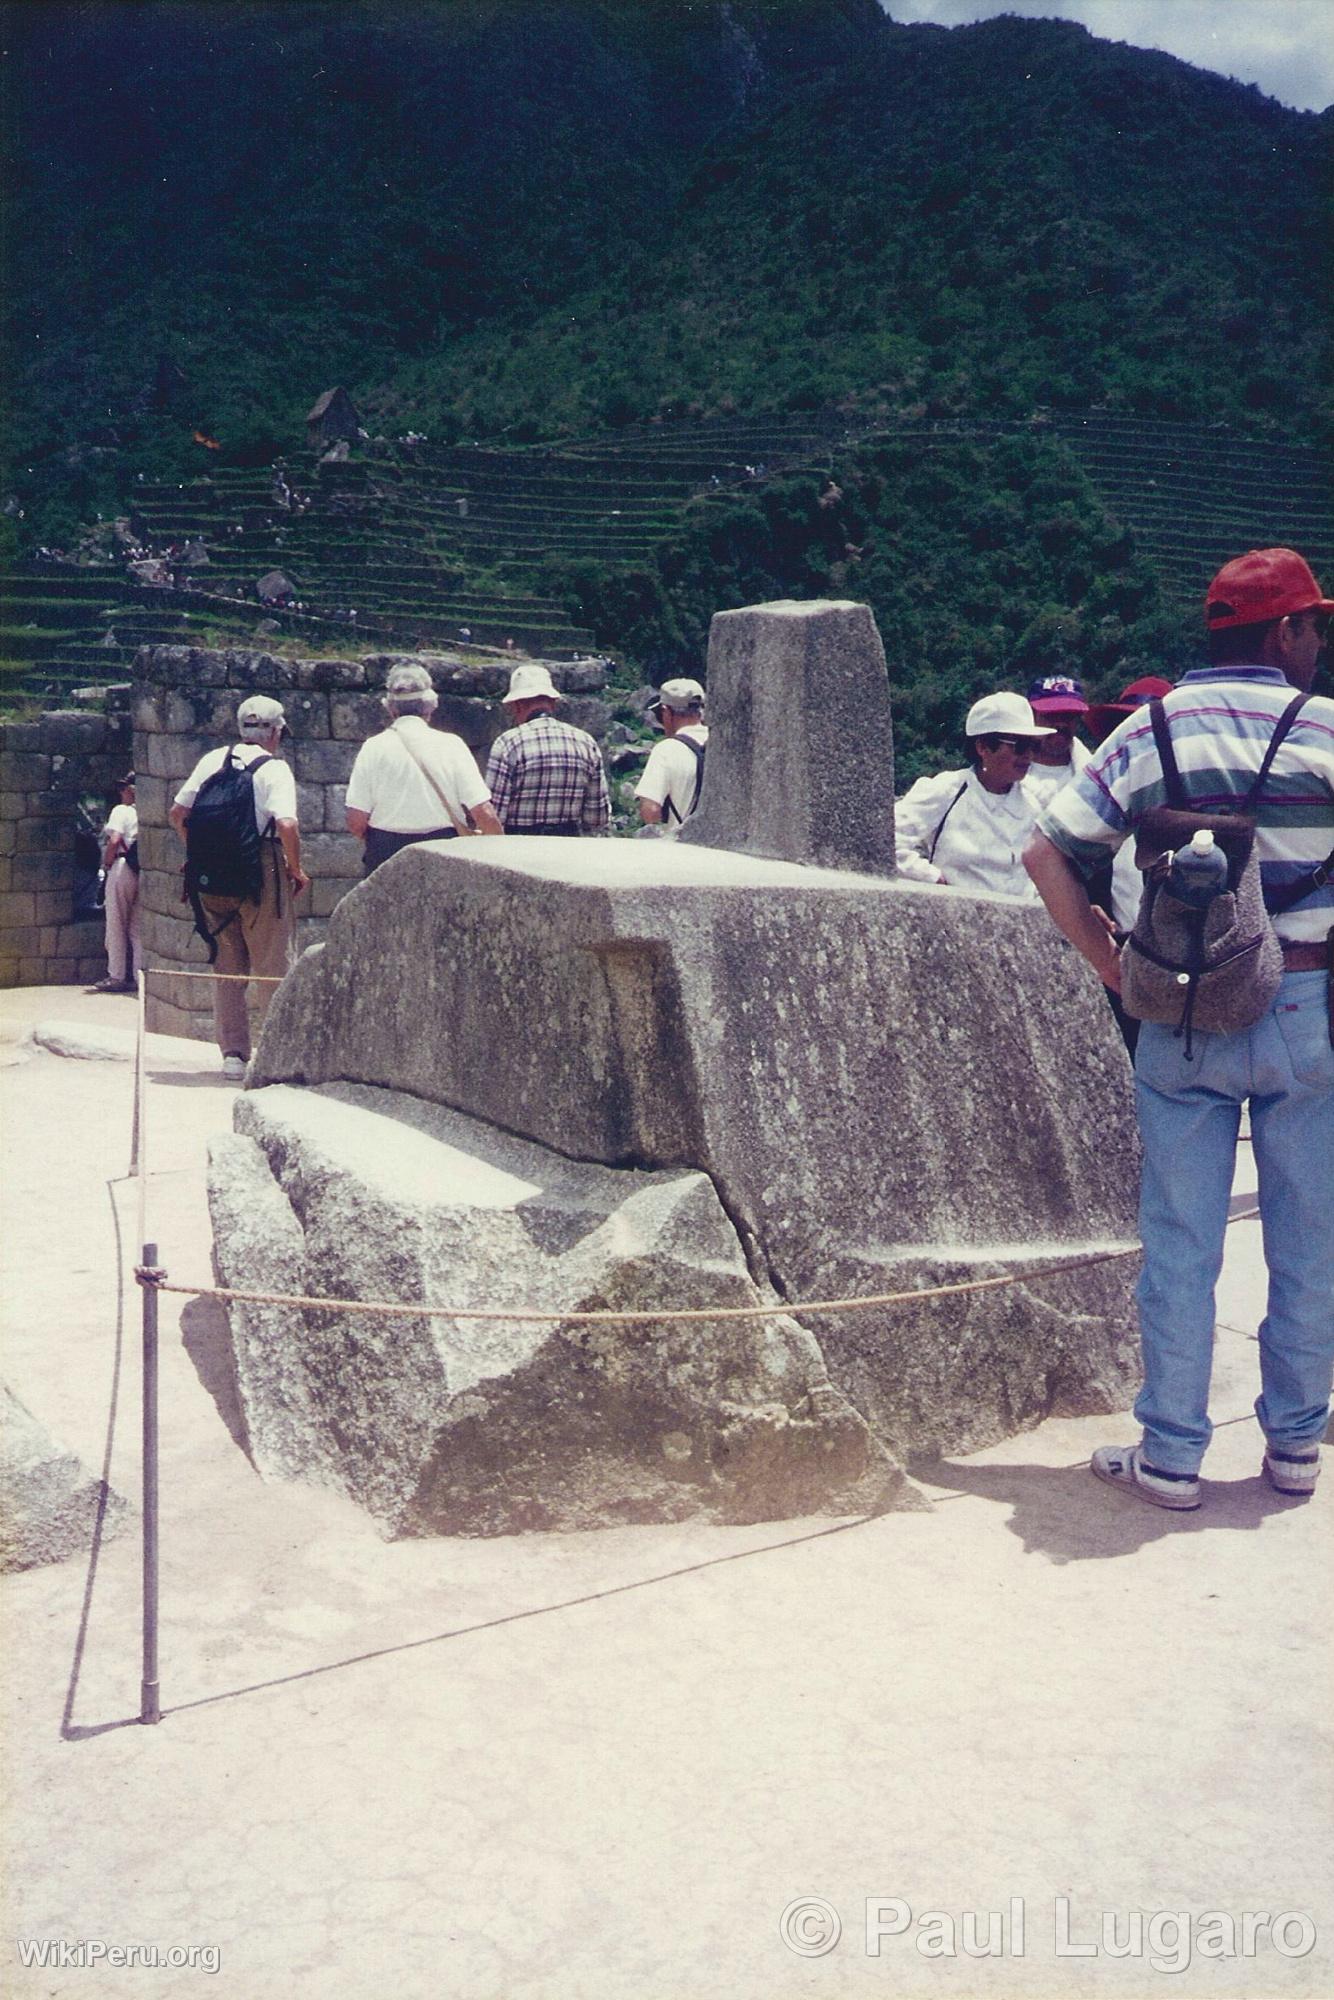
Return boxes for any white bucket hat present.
[502,664,561,705]
[964,692,1055,738]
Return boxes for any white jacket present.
[895,766,1043,901]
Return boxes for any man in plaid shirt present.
[486,664,611,836]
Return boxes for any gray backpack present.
[1121,694,1324,1055]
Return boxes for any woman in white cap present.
[894,692,1054,900]
[86,772,140,993]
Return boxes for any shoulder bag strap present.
[1243,692,1309,811]
[393,728,473,837]
[926,781,969,863]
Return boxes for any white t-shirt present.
[103,801,138,855]
[634,724,708,835]
[895,765,1042,901]
[174,742,297,832]
[344,717,491,833]
[1021,737,1092,809]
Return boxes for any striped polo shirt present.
[1038,666,1334,944]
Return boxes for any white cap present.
[236,694,287,738]
[964,692,1055,738]
[649,677,706,713]
[502,664,561,705]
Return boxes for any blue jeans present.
[1132,968,1334,1474]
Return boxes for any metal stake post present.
[140,1244,161,1725]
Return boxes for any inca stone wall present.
[131,644,610,1039]
[0,708,133,987]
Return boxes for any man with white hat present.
[635,678,708,837]
[345,662,503,874]
[485,663,610,836]
[169,693,307,1080]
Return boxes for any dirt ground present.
[1,985,1330,2000]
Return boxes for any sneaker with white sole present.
[1090,1443,1201,1511]
[220,1053,247,1082]
[1263,1446,1320,1497]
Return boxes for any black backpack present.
[184,748,275,959]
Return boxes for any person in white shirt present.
[634,678,708,836]
[1020,673,1093,808]
[169,694,307,1080]
[345,663,503,874]
[87,772,140,993]
[894,692,1054,901]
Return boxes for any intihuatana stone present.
[207,1083,907,1535]
[226,598,1141,1526]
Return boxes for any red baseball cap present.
[1204,548,1334,629]
[1084,675,1174,744]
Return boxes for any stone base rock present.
[0,1381,128,1573]
[207,1084,913,1537]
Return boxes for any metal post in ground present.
[129,967,145,1177]
[139,1243,161,1725]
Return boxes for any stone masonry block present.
[39,927,60,956]
[4,926,40,955]
[330,693,384,741]
[18,956,49,983]
[46,957,81,983]
[281,690,329,738]
[12,852,74,893]
[137,825,179,874]
[76,955,106,982]
[296,783,326,831]
[297,657,365,691]
[293,740,357,785]
[0,860,10,892]
[131,773,169,825]
[309,877,354,918]
[0,794,26,820]
[143,734,211,781]
[0,955,20,985]
[56,921,104,956]
[225,650,298,691]
[1,724,44,752]
[298,831,362,881]
[33,892,74,926]
[13,818,67,855]
[37,712,108,754]
[0,754,52,789]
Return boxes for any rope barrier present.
[140,1241,1146,1323]
[146,968,285,983]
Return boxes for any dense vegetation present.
[1,0,1328,747]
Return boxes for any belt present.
[1280,940,1329,971]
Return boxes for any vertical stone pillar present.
[678,598,896,876]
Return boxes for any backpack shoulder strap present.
[1243,692,1309,811]
[662,733,706,825]
[1148,699,1187,809]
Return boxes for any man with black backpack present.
[1024,547,1334,1512]
[169,693,308,1080]
[635,679,708,836]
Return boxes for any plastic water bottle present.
[1168,828,1229,908]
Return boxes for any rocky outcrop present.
[0,1381,127,1572]
[207,1083,911,1537]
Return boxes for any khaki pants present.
[201,845,294,1060]
[103,858,141,982]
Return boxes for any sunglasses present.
[991,735,1037,752]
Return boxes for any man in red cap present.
[1024,548,1334,1512]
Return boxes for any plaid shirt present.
[485,715,611,834]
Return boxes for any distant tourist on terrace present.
[486,665,611,837]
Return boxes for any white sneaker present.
[1091,1443,1201,1511]
[1263,1446,1320,1497]
[220,1053,247,1082]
